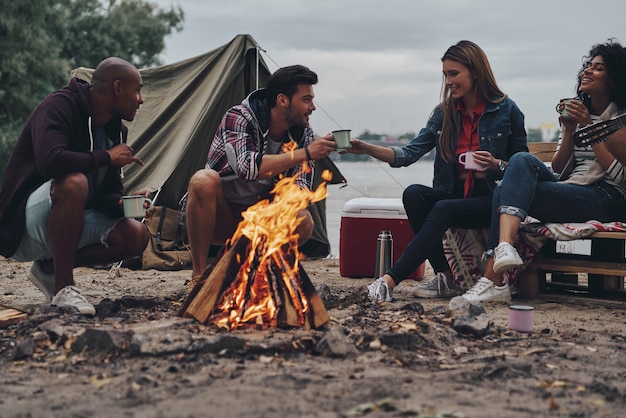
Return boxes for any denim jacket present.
[390,97,528,192]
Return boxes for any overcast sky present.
[152,0,625,137]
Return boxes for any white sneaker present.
[367,277,393,303]
[27,261,56,301]
[462,277,511,303]
[492,242,523,274]
[51,286,96,316]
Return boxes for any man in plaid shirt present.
[185,65,337,283]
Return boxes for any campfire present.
[181,161,332,330]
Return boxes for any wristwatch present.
[498,159,506,172]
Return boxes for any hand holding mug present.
[555,98,581,119]
[307,134,336,161]
[556,98,594,131]
[458,151,487,171]
[340,137,368,154]
[122,194,153,218]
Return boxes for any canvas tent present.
[70,34,345,261]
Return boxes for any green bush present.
[0,121,22,186]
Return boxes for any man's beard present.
[286,106,308,128]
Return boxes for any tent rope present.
[259,48,344,131]
[105,187,163,279]
[257,47,407,199]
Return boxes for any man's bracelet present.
[304,144,312,161]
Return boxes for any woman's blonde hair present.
[439,40,507,162]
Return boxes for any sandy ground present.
[1,257,626,418]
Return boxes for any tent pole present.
[253,38,266,90]
[256,45,259,90]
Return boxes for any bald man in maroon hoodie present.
[0,57,149,315]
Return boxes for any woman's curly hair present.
[576,39,626,110]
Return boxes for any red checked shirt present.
[456,100,486,197]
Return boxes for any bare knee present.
[188,169,222,200]
[51,173,89,204]
[132,222,151,255]
[111,219,150,256]
[129,221,150,255]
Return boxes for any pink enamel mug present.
[508,305,534,332]
[458,151,485,171]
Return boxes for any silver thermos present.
[375,230,393,278]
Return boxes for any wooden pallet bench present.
[516,142,626,299]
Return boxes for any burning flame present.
[212,157,332,330]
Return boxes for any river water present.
[324,159,435,259]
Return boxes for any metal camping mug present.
[375,230,393,278]
[555,97,579,119]
[508,305,534,332]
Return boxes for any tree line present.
[0,0,184,182]
[0,0,183,124]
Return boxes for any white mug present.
[458,151,485,171]
[122,195,153,218]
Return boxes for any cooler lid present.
[341,197,407,218]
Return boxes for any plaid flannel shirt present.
[206,90,315,200]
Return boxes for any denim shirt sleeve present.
[390,108,441,167]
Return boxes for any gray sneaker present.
[51,286,96,316]
[367,277,393,303]
[27,261,56,301]
[412,272,462,298]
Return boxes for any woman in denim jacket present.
[346,40,528,302]
[465,40,626,303]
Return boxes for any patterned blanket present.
[520,220,626,240]
[443,221,626,290]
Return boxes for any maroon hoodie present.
[0,77,128,257]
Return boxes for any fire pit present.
[180,170,332,330]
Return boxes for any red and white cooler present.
[339,197,425,280]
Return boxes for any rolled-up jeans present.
[487,152,623,250]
